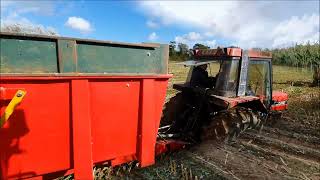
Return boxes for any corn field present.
[270,42,320,85]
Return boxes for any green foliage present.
[170,53,190,62]
[193,43,209,50]
[177,43,189,55]
[169,41,177,56]
[169,42,209,62]
[169,42,190,61]
[270,42,320,84]
[271,42,320,68]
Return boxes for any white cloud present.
[175,32,202,44]
[65,16,93,34]
[1,1,57,16]
[148,32,159,41]
[0,9,58,35]
[205,40,217,48]
[0,1,60,35]
[271,14,319,48]
[185,32,202,41]
[146,20,159,28]
[0,1,14,10]
[174,32,217,48]
[138,1,320,48]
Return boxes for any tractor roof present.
[194,47,272,59]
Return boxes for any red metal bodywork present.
[271,91,289,111]
[155,140,187,156]
[211,91,288,112]
[194,48,272,59]
[272,91,289,102]
[0,75,171,179]
[210,95,261,108]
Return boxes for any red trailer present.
[0,33,171,179]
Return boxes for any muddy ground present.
[121,116,319,180]
[189,120,320,180]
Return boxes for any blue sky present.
[1,0,319,49]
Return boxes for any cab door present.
[246,59,272,108]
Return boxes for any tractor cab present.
[173,47,278,111]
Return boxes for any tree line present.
[169,41,210,61]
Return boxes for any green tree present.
[169,41,176,56]
[177,43,189,55]
[193,43,209,50]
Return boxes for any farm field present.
[81,62,319,180]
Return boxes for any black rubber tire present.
[160,93,190,133]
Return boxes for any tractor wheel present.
[201,107,263,142]
[159,92,193,134]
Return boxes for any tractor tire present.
[159,92,194,134]
[161,93,183,126]
[201,107,263,142]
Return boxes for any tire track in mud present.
[188,141,293,180]
[240,131,320,162]
[189,125,320,180]
[259,126,320,148]
[268,119,320,138]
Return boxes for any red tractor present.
[158,47,288,144]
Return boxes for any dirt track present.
[124,117,320,180]
[187,119,320,180]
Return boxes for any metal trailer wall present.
[0,33,171,180]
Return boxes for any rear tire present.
[160,93,191,133]
[160,92,206,142]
